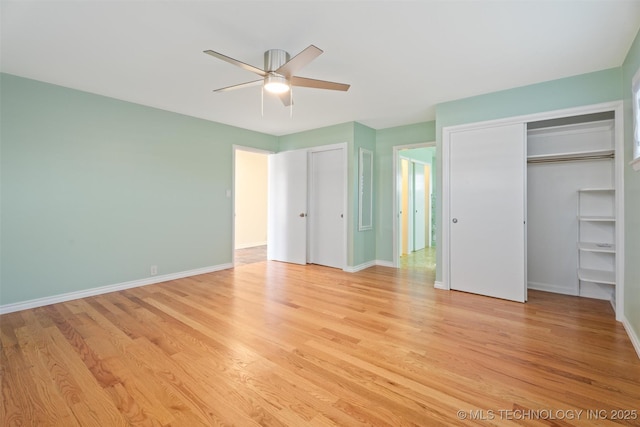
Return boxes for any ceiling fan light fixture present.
[264,74,290,94]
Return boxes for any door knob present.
[452,218,458,223]
[299,213,306,217]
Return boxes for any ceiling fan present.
[203,45,350,106]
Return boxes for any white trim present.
[375,260,394,268]
[631,66,640,164]
[232,145,275,267]
[622,315,640,360]
[434,281,446,290]
[0,263,233,315]
[392,142,436,268]
[358,147,374,231]
[612,103,625,322]
[344,260,377,273]
[527,281,577,296]
[232,145,274,155]
[441,101,624,313]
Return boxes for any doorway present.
[394,144,436,274]
[233,147,271,266]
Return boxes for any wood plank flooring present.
[235,245,267,266]
[2,262,639,426]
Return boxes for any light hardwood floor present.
[2,262,639,426]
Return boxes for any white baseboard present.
[434,281,447,290]
[622,315,640,360]
[344,260,395,272]
[235,241,267,250]
[0,263,233,315]
[527,281,578,296]
[344,260,377,273]
[375,260,394,268]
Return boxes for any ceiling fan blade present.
[290,76,350,91]
[277,91,293,107]
[204,50,267,77]
[275,45,323,78]
[214,79,263,93]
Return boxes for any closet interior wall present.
[526,113,616,305]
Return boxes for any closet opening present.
[526,110,618,309]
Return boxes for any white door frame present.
[412,161,428,252]
[308,143,348,270]
[441,101,624,320]
[232,145,274,267]
[392,142,435,268]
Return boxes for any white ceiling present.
[2,1,640,136]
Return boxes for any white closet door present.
[413,163,426,251]
[449,123,526,302]
[309,148,345,269]
[267,149,308,265]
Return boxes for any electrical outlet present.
[150,265,158,276]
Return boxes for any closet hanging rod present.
[527,153,614,164]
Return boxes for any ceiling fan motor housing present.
[264,49,290,73]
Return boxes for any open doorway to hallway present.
[234,147,270,266]
[395,145,436,276]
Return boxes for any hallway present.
[399,247,436,278]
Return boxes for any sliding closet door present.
[449,123,526,302]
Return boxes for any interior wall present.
[374,122,436,263]
[353,123,377,266]
[235,150,268,249]
[622,27,640,347]
[0,73,277,306]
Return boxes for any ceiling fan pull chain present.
[290,88,293,118]
[261,86,264,117]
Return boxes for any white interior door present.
[413,163,426,251]
[449,123,526,302]
[309,148,345,269]
[267,149,308,265]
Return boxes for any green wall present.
[622,28,640,346]
[278,122,354,151]
[436,68,623,129]
[353,122,377,265]
[1,73,277,305]
[375,122,436,263]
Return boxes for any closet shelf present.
[578,242,616,253]
[578,268,615,285]
[527,149,614,163]
[577,215,615,222]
